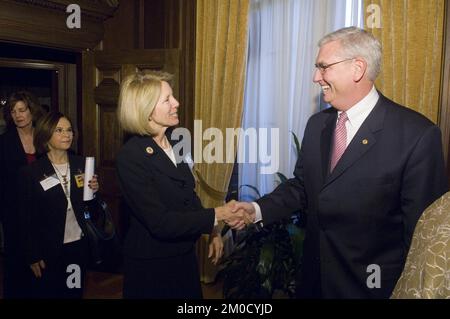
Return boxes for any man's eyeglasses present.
[54,128,74,136]
[315,58,354,74]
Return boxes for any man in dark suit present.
[232,27,448,298]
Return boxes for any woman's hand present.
[208,229,224,265]
[30,260,46,278]
[88,174,99,193]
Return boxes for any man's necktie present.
[330,111,348,172]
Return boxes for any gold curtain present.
[195,0,250,283]
[364,0,445,123]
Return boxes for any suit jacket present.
[115,134,215,259]
[18,154,90,265]
[0,128,28,222]
[257,94,448,299]
[0,128,33,257]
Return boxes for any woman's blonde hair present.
[118,70,173,135]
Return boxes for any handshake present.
[214,200,256,231]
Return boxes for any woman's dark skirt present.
[123,249,202,299]
[31,238,88,299]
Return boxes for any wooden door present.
[81,49,180,241]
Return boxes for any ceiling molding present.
[0,0,120,50]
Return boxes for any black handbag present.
[83,197,121,267]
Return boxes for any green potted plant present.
[219,132,306,299]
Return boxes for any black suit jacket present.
[18,154,90,265]
[257,94,448,298]
[0,128,33,256]
[0,128,28,222]
[115,134,215,259]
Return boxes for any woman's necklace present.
[51,162,70,195]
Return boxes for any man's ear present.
[353,58,367,82]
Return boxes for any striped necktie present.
[330,111,348,172]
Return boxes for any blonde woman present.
[116,70,239,299]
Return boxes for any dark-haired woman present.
[18,111,98,298]
[0,91,45,298]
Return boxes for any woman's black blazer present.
[116,135,215,259]
[0,128,28,222]
[18,154,90,264]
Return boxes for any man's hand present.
[215,200,257,230]
[228,201,256,230]
[215,200,243,224]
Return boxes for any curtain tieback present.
[193,168,227,201]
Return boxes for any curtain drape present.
[364,0,445,123]
[239,0,361,200]
[195,0,250,283]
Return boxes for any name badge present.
[74,174,85,188]
[40,175,60,191]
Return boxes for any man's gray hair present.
[319,27,382,81]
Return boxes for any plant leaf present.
[276,172,288,183]
[291,131,301,158]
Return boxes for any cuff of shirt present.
[214,216,218,227]
[252,202,263,225]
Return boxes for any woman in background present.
[116,70,240,299]
[19,111,98,298]
[0,91,45,298]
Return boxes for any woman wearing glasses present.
[0,91,45,298]
[18,111,99,298]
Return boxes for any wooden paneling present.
[0,0,117,50]
[81,50,97,158]
[99,105,122,167]
[94,66,121,105]
[143,0,166,49]
[163,0,181,49]
[99,0,196,134]
[102,0,136,50]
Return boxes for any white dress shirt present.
[53,163,83,244]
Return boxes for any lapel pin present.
[362,139,368,145]
[146,147,154,155]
